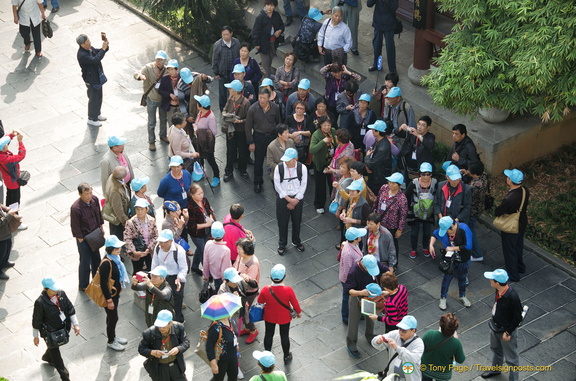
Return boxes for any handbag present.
[41,19,53,38]
[269,286,298,319]
[140,67,165,106]
[17,170,30,186]
[45,327,69,348]
[198,280,215,303]
[493,188,525,234]
[437,250,460,275]
[249,303,265,323]
[85,258,117,307]
[329,200,339,214]
[84,228,105,252]
[194,322,223,365]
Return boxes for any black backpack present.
[278,162,303,183]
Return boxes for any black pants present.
[501,230,526,282]
[314,169,333,209]
[253,132,275,185]
[19,21,42,54]
[42,347,70,381]
[0,238,13,271]
[131,253,151,274]
[225,131,249,175]
[105,297,119,343]
[166,275,185,322]
[212,357,238,381]
[218,78,231,112]
[264,321,291,357]
[76,239,101,289]
[6,187,21,207]
[199,153,220,178]
[156,362,187,381]
[86,84,103,121]
[276,196,303,249]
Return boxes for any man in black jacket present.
[76,34,109,127]
[482,269,523,381]
[445,124,479,173]
[139,309,190,381]
[397,115,435,177]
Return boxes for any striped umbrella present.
[201,292,242,321]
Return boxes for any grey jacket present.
[100,149,134,192]
[212,37,241,77]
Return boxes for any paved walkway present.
[0,0,575,380]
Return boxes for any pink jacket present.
[223,214,247,262]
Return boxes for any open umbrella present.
[201,292,242,321]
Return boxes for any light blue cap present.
[280,147,298,162]
[260,78,274,88]
[232,64,246,73]
[368,120,387,132]
[397,315,418,330]
[192,161,204,181]
[359,93,371,102]
[134,198,150,209]
[155,50,167,60]
[366,283,382,297]
[157,229,174,242]
[484,269,509,283]
[154,309,173,327]
[347,179,364,191]
[0,136,11,150]
[225,79,244,92]
[419,162,433,173]
[107,136,127,147]
[169,155,184,167]
[308,8,322,21]
[166,59,178,68]
[150,265,168,278]
[442,161,452,172]
[345,227,367,241]
[386,172,404,185]
[131,176,150,192]
[298,78,311,90]
[179,67,194,84]
[446,165,462,180]
[194,95,211,108]
[253,350,276,367]
[362,255,380,277]
[438,216,454,237]
[42,276,60,291]
[504,169,524,184]
[271,264,286,280]
[385,87,402,98]
[211,221,225,239]
[223,267,243,283]
[105,235,125,248]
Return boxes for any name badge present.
[329,148,335,156]
[173,89,179,97]
[286,181,296,194]
[360,128,366,136]
[380,201,387,212]
[59,311,66,322]
[335,92,341,101]
[161,350,169,359]
[411,151,417,160]
[148,304,154,314]
[446,199,452,208]
[155,82,160,90]
[181,191,187,200]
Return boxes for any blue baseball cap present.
[0,136,11,150]
[223,267,243,283]
[280,148,298,162]
[484,269,509,283]
[164,201,179,212]
[442,161,451,172]
[166,59,178,68]
[134,198,150,209]
[155,50,167,60]
[446,165,462,180]
[131,176,150,192]
[225,79,244,92]
[105,235,125,248]
[386,172,404,185]
[260,78,274,88]
[158,229,174,243]
[179,67,194,84]
[368,120,387,132]
[232,64,245,73]
[366,283,382,297]
[253,350,276,367]
[107,136,127,147]
[438,216,454,237]
[420,162,433,173]
[361,255,380,277]
[194,95,211,108]
[169,155,184,167]
[359,93,371,102]
[154,309,173,327]
[211,221,225,239]
[298,78,310,90]
[150,265,168,278]
[271,264,286,280]
[504,169,524,184]
[308,7,322,21]
[385,87,402,98]
[41,276,61,291]
[347,179,364,191]
[397,315,417,330]
[345,227,367,241]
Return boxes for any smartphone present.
[101,32,107,42]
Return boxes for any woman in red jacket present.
[257,264,302,364]
[0,132,27,229]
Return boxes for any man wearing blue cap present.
[138,309,190,381]
[100,135,134,192]
[339,227,367,324]
[285,78,316,118]
[134,50,167,151]
[273,147,307,255]
[494,169,529,282]
[131,266,174,327]
[482,269,523,380]
[223,80,252,182]
[231,64,256,104]
[397,115,435,176]
[212,26,241,112]
[434,164,471,224]
[382,87,415,135]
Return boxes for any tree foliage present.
[422,0,576,122]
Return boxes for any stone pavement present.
[0,0,575,380]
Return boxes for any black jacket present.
[494,186,529,232]
[99,257,120,301]
[138,322,190,378]
[446,135,478,170]
[398,131,436,172]
[32,290,75,336]
[367,0,398,32]
[252,9,285,54]
[364,137,392,193]
[77,46,108,85]
[492,286,523,334]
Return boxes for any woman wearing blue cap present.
[0,131,26,213]
[194,94,221,187]
[128,176,155,218]
[347,93,376,150]
[249,350,288,380]
[124,198,158,275]
[231,43,262,90]
[162,201,189,243]
[158,59,181,139]
[131,265,174,327]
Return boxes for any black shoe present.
[223,173,233,182]
[285,16,293,26]
[254,184,262,193]
[368,66,378,72]
[283,352,293,363]
[481,371,501,379]
[3,261,15,268]
[346,347,361,359]
[41,353,55,366]
[240,172,250,181]
[293,242,305,252]
[277,247,286,256]
[0,272,9,280]
[351,49,359,56]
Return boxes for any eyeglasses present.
[399,328,408,333]
[421,173,432,176]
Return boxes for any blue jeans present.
[43,0,59,7]
[341,282,350,323]
[283,0,306,18]
[467,216,484,258]
[191,235,208,271]
[146,99,167,143]
[410,221,433,251]
[372,29,396,72]
[441,260,470,298]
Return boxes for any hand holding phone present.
[101,32,107,41]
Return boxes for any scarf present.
[345,195,359,229]
[106,254,130,289]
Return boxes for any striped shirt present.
[383,284,408,326]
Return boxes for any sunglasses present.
[421,173,432,176]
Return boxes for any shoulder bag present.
[85,258,117,307]
[438,249,456,275]
[198,280,215,303]
[45,326,69,348]
[269,286,298,319]
[378,335,418,378]
[194,322,224,365]
[493,188,525,234]
[84,227,105,252]
[140,67,165,106]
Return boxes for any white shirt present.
[151,242,188,282]
[317,18,352,52]
[273,162,307,200]
[12,0,43,27]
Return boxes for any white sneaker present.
[17,223,28,231]
[439,298,447,310]
[87,119,102,127]
[114,337,128,345]
[470,256,484,262]
[107,341,125,351]
[97,115,107,121]
[316,208,325,214]
[237,368,244,379]
[459,296,472,307]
